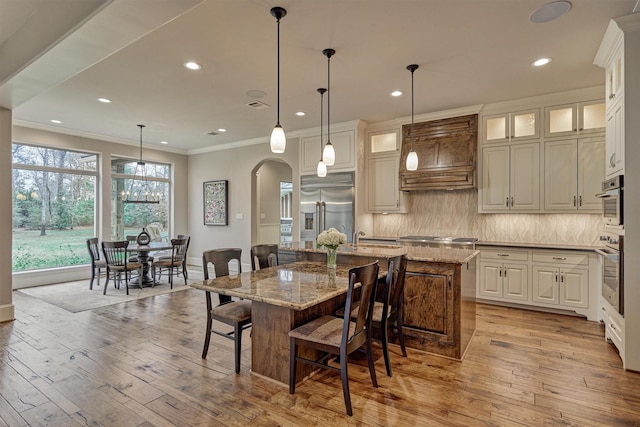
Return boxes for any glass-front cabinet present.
[483,109,539,143]
[544,100,606,138]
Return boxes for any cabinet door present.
[510,109,539,141]
[503,263,528,301]
[532,265,559,304]
[578,100,606,135]
[481,145,510,211]
[606,46,623,111]
[577,137,605,211]
[545,103,577,138]
[510,143,540,211]
[484,113,509,143]
[560,268,588,308]
[367,156,401,212]
[478,261,502,298]
[544,140,577,211]
[300,130,356,174]
[403,271,453,338]
[605,99,624,178]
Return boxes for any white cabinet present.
[601,298,625,360]
[300,130,356,175]
[480,142,540,212]
[365,128,405,213]
[605,41,624,112]
[479,249,529,301]
[531,252,589,309]
[367,156,405,213]
[544,100,605,138]
[368,129,400,156]
[477,247,598,320]
[544,137,605,212]
[605,98,624,178]
[483,109,539,143]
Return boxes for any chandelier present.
[121,124,160,204]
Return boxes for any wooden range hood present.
[399,114,478,191]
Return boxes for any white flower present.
[317,227,347,248]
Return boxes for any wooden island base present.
[250,297,345,386]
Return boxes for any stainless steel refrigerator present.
[300,172,354,244]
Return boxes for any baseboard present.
[0,303,15,322]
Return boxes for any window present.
[12,144,98,271]
[110,157,171,241]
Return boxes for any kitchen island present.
[279,243,479,360]
[191,260,386,386]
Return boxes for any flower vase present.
[326,246,338,270]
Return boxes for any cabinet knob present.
[573,196,576,207]
[579,195,582,207]
[497,253,509,257]
[552,257,567,261]
[506,197,509,208]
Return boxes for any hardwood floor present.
[2,287,639,426]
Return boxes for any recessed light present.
[391,90,403,97]
[50,119,62,124]
[184,61,202,70]
[529,1,572,23]
[296,111,305,116]
[532,57,552,67]
[246,90,266,99]
[160,141,168,145]
[217,128,226,133]
[97,98,111,103]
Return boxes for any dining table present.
[190,260,386,386]
[126,241,174,287]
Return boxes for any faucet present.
[352,230,365,248]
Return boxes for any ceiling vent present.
[246,100,270,110]
[206,131,218,136]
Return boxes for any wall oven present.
[596,175,623,226]
[596,233,623,316]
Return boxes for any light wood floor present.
[2,287,639,426]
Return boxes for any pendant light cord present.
[327,54,330,143]
[276,16,281,125]
[411,68,414,151]
[320,90,324,159]
[138,124,145,164]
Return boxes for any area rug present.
[17,269,204,313]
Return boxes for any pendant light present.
[121,124,160,204]
[317,88,327,177]
[322,48,336,166]
[406,64,419,171]
[270,7,287,153]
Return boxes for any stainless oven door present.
[596,247,623,315]
[597,188,622,226]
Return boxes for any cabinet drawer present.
[532,252,588,266]
[480,248,528,261]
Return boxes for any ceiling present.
[1,0,638,154]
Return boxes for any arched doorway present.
[251,159,293,246]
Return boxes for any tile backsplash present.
[373,190,605,246]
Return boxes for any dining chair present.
[154,234,190,280]
[86,238,106,290]
[125,235,140,262]
[335,255,408,377]
[101,241,143,295]
[250,244,278,270]
[289,261,380,416]
[151,237,189,288]
[201,248,252,373]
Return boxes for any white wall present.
[0,109,14,321]
[187,138,299,270]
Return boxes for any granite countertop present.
[346,235,603,252]
[190,261,385,310]
[279,242,478,264]
[477,240,603,252]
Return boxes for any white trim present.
[13,265,89,289]
[0,304,15,323]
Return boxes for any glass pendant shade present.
[323,142,335,166]
[406,150,419,171]
[270,124,286,153]
[317,160,327,177]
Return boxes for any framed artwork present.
[203,180,228,225]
